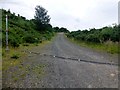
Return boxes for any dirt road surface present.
[3,33,118,88]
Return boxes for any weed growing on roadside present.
[11,54,19,59]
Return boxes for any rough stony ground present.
[3,33,118,88]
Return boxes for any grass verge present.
[68,38,119,54]
[2,40,51,72]
[2,40,51,86]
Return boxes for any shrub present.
[11,54,19,59]
[8,35,20,48]
[39,40,42,43]
[23,34,35,43]
[2,34,6,47]
[10,38,20,48]
[86,34,100,43]
[34,43,38,46]
[100,27,113,42]
[22,43,29,46]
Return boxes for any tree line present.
[1,6,68,48]
[67,25,120,43]
[2,5,119,50]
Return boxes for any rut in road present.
[23,50,118,66]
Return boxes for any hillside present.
[2,9,54,48]
[67,26,120,54]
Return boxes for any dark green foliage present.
[2,8,54,48]
[67,25,120,43]
[34,5,50,32]
[23,34,36,43]
[34,6,50,25]
[9,37,19,47]
[53,27,59,32]
[11,54,19,59]
[100,27,113,41]
[111,25,120,42]
[86,34,100,43]
[22,43,29,46]
[53,27,69,33]
[2,33,6,47]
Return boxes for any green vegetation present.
[34,6,51,32]
[9,63,45,83]
[2,5,56,74]
[2,6,54,48]
[1,6,69,49]
[2,41,49,72]
[2,46,26,71]
[11,53,19,59]
[67,26,120,54]
[2,5,119,74]
[31,64,45,76]
[53,27,69,33]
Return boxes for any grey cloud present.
[0,0,119,31]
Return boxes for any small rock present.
[110,73,115,77]
[78,59,81,61]
[35,83,37,86]
[88,85,92,88]
[21,63,23,65]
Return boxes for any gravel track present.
[3,33,118,88]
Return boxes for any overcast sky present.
[0,0,119,31]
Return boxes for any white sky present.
[0,0,119,31]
